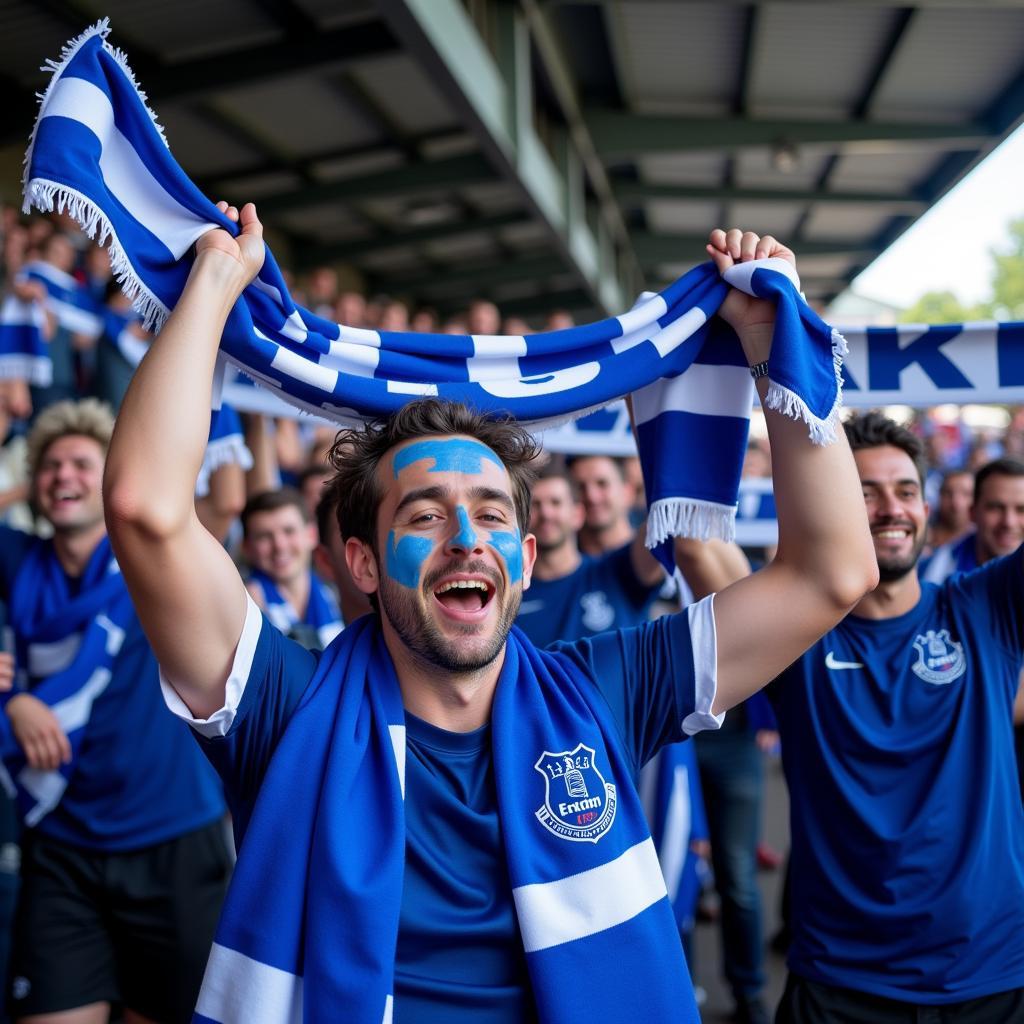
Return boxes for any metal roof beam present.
[586,111,993,157]
[375,0,630,313]
[633,232,874,265]
[253,153,496,213]
[295,211,526,268]
[613,180,926,213]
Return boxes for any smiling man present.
[102,203,876,1023]
[763,412,1024,1023]
[242,487,342,651]
[0,400,229,1024]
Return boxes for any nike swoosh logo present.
[518,600,545,615]
[825,651,864,670]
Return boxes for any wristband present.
[749,360,769,380]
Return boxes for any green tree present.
[898,290,986,325]
[989,216,1024,320]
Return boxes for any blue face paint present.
[392,438,504,478]
[453,505,477,549]
[487,528,523,583]
[385,530,435,589]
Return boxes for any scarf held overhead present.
[22,20,843,552]
[193,617,698,1024]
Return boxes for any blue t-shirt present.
[0,527,225,850]
[516,542,659,648]
[768,549,1024,1003]
[198,604,711,1023]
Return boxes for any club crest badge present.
[535,743,616,843]
[911,629,966,685]
[580,591,615,632]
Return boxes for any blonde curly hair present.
[26,399,115,478]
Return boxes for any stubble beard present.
[875,529,928,583]
[377,561,521,673]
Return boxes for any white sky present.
[850,122,1024,310]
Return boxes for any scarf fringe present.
[764,327,847,446]
[646,497,737,549]
[195,436,254,498]
[23,181,170,333]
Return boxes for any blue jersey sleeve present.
[944,544,1024,661]
[550,602,711,772]
[196,616,319,835]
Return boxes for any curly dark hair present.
[323,399,542,554]
[843,411,927,487]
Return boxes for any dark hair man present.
[921,457,1024,582]
[242,487,342,651]
[758,411,1024,1022]
[517,464,663,645]
[102,203,875,1022]
[1,399,229,1023]
[567,455,637,557]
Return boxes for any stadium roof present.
[2,0,1022,320]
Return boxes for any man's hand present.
[194,201,266,297]
[6,693,71,771]
[706,228,795,341]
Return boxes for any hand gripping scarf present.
[247,568,344,649]
[194,616,698,1024]
[22,21,844,563]
[0,536,132,826]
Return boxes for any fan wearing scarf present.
[0,399,231,1024]
[242,487,343,651]
[103,203,877,1024]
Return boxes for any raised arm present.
[103,202,265,718]
[704,229,877,714]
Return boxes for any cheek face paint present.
[385,530,435,589]
[453,505,477,549]
[487,528,523,583]
[392,438,504,478]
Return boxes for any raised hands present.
[194,200,266,298]
[706,228,795,342]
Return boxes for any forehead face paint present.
[385,530,434,589]
[487,528,523,583]
[392,438,504,478]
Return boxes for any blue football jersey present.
[516,542,660,648]
[769,548,1024,1002]
[199,603,710,1024]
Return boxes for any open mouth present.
[433,577,496,617]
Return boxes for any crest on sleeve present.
[534,743,616,842]
[911,629,966,685]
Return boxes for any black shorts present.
[10,818,232,1021]
[776,972,1024,1024]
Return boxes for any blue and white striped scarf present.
[247,568,343,650]
[0,536,131,826]
[196,617,696,1023]
[0,292,51,386]
[23,21,844,557]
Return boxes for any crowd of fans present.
[0,206,1022,1023]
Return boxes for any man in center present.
[103,204,876,1022]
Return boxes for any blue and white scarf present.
[195,402,252,499]
[195,617,695,1023]
[640,741,709,935]
[22,21,843,559]
[0,292,51,385]
[247,568,343,649]
[0,536,131,826]
[18,260,102,339]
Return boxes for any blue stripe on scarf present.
[24,21,843,560]
[0,537,133,825]
[248,569,343,648]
